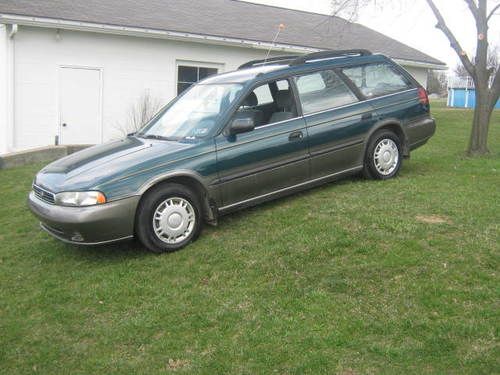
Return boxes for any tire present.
[363,130,402,180]
[135,183,202,253]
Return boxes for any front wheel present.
[363,130,402,180]
[135,183,202,253]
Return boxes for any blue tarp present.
[448,88,500,109]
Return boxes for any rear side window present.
[342,63,412,98]
[295,70,358,114]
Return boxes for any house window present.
[177,65,218,95]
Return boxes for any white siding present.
[403,66,429,88]
[0,25,8,154]
[0,24,15,154]
[8,26,274,152]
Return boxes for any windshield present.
[137,83,243,140]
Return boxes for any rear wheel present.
[363,130,402,180]
[135,183,202,253]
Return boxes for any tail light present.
[418,87,429,105]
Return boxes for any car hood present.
[35,137,199,193]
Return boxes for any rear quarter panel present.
[368,88,433,149]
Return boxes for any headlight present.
[55,191,107,206]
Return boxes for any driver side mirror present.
[228,117,255,136]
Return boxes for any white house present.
[0,0,446,155]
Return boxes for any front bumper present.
[28,191,140,245]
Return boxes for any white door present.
[59,67,101,145]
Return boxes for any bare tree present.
[115,91,162,137]
[453,46,498,81]
[427,70,447,95]
[331,0,500,156]
[427,0,499,155]
[330,0,379,20]
[454,63,470,79]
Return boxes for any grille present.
[33,184,56,204]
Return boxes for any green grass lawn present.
[1,102,499,374]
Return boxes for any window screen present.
[177,65,218,94]
[295,70,358,114]
[342,63,412,98]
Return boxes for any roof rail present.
[289,49,372,66]
[238,55,299,70]
[238,49,372,70]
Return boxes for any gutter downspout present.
[9,23,18,38]
[6,24,17,152]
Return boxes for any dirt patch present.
[415,215,451,224]
[167,359,190,371]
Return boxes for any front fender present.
[137,169,219,225]
[138,169,211,195]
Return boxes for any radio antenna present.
[264,23,285,63]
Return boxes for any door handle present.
[361,113,373,121]
[62,123,67,127]
[289,131,303,141]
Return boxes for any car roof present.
[199,51,391,86]
[200,64,286,84]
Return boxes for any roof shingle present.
[0,0,445,65]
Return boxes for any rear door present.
[295,69,376,178]
[215,79,309,209]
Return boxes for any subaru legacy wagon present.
[29,50,436,253]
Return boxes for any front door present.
[215,79,309,208]
[59,67,101,145]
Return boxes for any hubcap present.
[373,138,399,175]
[152,197,196,244]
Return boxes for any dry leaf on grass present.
[415,215,451,224]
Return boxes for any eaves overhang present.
[0,13,447,70]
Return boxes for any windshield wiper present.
[139,134,179,141]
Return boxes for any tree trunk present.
[467,86,493,156]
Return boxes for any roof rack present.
[289,49,372,66]
[238,49,372,70]
[238,55,299,70]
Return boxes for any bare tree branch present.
[425,0,476,78]
[487,3,500,22]
[474,0,488,78]
[464,0,479,20]
[114,91,162,137]
[489,67,500,109]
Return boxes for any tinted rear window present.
[342,63,413,98]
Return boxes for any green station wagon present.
[29,50,436,253]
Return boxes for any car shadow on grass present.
[59,238,150,262]
[56,170,415,259]
[213,173,367,229]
